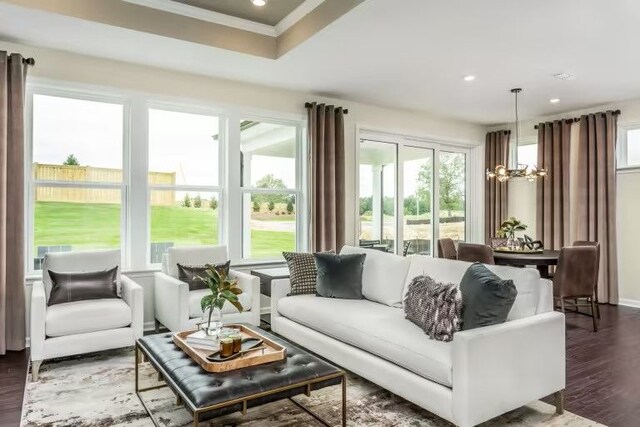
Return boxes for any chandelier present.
[486,88,547,182]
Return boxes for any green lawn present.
[35,202,294,260]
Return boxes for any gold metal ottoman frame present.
[134,343,347,427]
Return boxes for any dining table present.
[492,249,560,279]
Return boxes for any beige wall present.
[489,98,640,306]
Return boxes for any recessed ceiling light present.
[463,75,476,82]
[251,0,266,6]
[550,98,560,104]
[553,72,576,81]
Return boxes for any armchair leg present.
[554,390,565,415]
[31,360,42,381]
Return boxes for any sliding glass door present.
[358,134,468,256]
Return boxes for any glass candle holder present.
[219,338,234,358]
[230,333,242,353]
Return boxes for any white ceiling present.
[1,0,639,124]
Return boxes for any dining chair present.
[572,240,601,319]
[437,238,457,260]
[553,246,599,332]
[403,240,413,257]
[457,243,495,264]
[488,237,508,249]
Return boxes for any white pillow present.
[340,245,410,307]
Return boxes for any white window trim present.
[618,124,640,171]
[25,79,308,274]
[355,127,474,255]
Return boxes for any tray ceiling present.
[172,0,305,26]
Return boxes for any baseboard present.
[619,298,640,309]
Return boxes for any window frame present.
[26,85,130,274]
[618,125,640,170]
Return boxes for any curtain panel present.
[0,51,31,354]
[536,120,573,250]
[484,130,510,241]
[306,103,346,252]
[575,111,619,304]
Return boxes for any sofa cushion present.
[404,256,541,320]
[163,246,228,279]
[188,289,252,319]
[340,245,410,307]
[45,299,131,337]
[277,295,453,387]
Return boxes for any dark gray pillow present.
[314,253,366,299]
[460,262,518,330]
[177,261,230,291]
[48,267,119,306]
[404,275,462,342]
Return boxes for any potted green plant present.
[496,217,527,249]
[198,264,244,336]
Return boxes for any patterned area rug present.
[21,348,604,427]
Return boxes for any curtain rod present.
[305,102,349,114]
[533,109,620,129]
[7,55,35,65]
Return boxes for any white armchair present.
[154,246,260,332]
[30,249,143,381]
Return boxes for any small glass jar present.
[219,338,234,358]
[230,333,242,353]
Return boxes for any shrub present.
[252,201,260,212]
[286,200,294,214]
[183,193,191,208]
[193,195,202,208]
[209,198,218,210]
[268,201,275,212]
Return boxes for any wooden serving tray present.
[494,247,544,254]
[173,324,286,373]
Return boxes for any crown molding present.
[275,0,325,36]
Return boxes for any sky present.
[32,95,296,193]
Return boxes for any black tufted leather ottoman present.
[135,326,346,426]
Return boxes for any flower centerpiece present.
[496,217,527,250]
[198,264,244,336]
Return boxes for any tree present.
[252,200,260,212]
[63,154,80,166]
[255,174,287,205]
[268,200,275,212]
[183,193,191,208]
[209,197,218,210]
[359,197,372,216]
[193,194,202,208]
[286,200,294,214]
[438,154,465,216]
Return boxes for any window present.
[516,143,538,169]
[358,132,469,256]
[147,108,222,263]
[619,127,640,168]
[26,83,308,272]
[240,120,302,259]
[30,93,126,270]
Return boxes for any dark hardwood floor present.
[2,305,639,427]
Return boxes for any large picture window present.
[29,92,126,270]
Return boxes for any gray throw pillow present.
[48,267,119,306]
[314,252,366,299]
[404,275,462,342]
[177,261,230,291]
[460,262,518,330]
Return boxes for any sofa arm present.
[270,278,291,325]
[121,275,144,340]
[229,269,261,326]
[29,281,47,362]
[154,272,189,332]
[452,311,566,427]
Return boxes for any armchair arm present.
[154,272,189,332]
[452,311,566,427]
[270,278,291,326]
[121,275,144,340]
[229,270,261,326]
[29,281,47,362]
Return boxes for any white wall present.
[4,40,486,331]
[488,98,640,306]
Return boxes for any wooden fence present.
[33,163,176,205]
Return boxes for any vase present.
[201,307,223,337]
[507,234,517,250]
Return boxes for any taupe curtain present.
[306,103,346,252]
[484,130,510,241]
[575,111,619,304]
[1,52,31,354]
[536,120,572,250]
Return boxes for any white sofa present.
[154,246,260,331]
[30,249,143,381]
[271,246,566,427]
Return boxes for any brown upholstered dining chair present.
[553,246,599,332]
[437,238,457,260]
[457,243,495,264]
[572,240,601,319]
